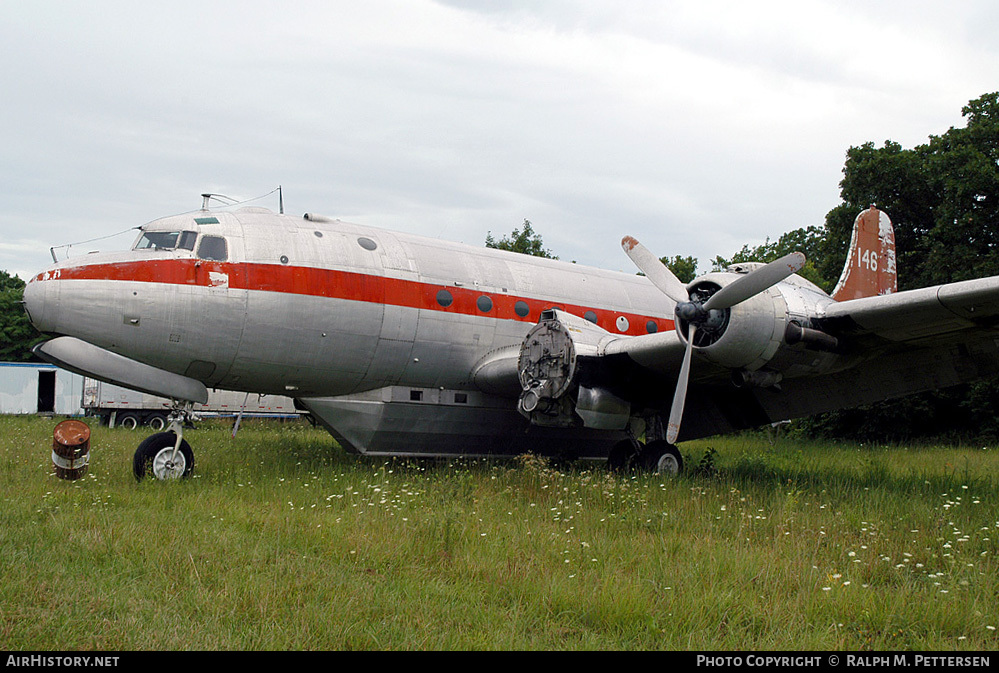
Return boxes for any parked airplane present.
[22,199,999,480]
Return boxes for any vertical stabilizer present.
[831,206,897,301]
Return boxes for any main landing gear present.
[607,437,684,475]
[132,404,195,480]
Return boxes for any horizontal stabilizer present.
[34,337,209,404]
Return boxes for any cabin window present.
[436,289,453,307]
[197,235,228,262]
[177,231,198,251]
[476,295,493,313]
[584,311,598,324]
[646,321,658,334]
[514,301,530,318]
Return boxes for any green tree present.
[919,92,999,285]
[485,219,558,259]
[0,271,42,362]
[660,254,699,283]
[831,92,999,289]
[713,226,831,290]
[799,92,999,441]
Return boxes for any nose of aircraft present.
[22,268,54,334]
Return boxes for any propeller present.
[622,236,688,304]
[703,252,805,311]
[666,324,695,444]
[621,238,806,444]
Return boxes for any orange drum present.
[52,419,91,480]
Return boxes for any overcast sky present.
[2,0,997,282]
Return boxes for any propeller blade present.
[666,325,695,445]
[621,236,689,304]
[703,252,806,311]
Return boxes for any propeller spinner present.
[623,238,805,444]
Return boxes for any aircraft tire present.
[117,413,141,430]
[640,440,683,475]
[133,432,194,481]
[607,439,640,472]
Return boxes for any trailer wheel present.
[146,413,168,431]
[118,413,140,430]
[133,432,194,481]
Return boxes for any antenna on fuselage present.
[199,193,240,211]
[279,185,284,214]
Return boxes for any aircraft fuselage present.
[25,207,676,400]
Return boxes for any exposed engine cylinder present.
[517,309,628,428]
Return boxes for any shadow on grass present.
[706,449,998,500]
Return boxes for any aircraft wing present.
[672,276,999,440]
[502,276,999,443]
[816,275,999,343]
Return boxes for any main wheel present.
[607,438,641,472]
[640,440,683,475]
[133,432,194,481]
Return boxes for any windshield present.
[135,230,198,251]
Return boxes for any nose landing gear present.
[132,404,196,480]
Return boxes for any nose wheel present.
[132,405,196,480]
[133,432,194,480]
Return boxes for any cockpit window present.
[135,230,198,251]
[177,231,198,251]
[197,235,228,262]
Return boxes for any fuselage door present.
[179,213,248,386]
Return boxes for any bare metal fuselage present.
[25,207,691,457]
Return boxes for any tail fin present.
[831,206,897,301]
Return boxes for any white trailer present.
[82,378,303,429]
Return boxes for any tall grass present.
[1,415,996,650]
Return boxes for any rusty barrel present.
[52,419,91,480]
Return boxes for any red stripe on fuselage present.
[34,259,674,336]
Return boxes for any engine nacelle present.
[517,309,631,429]
[680,272,789,372]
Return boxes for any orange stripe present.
[35,260,674,337]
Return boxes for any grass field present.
[1,414,997,651]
